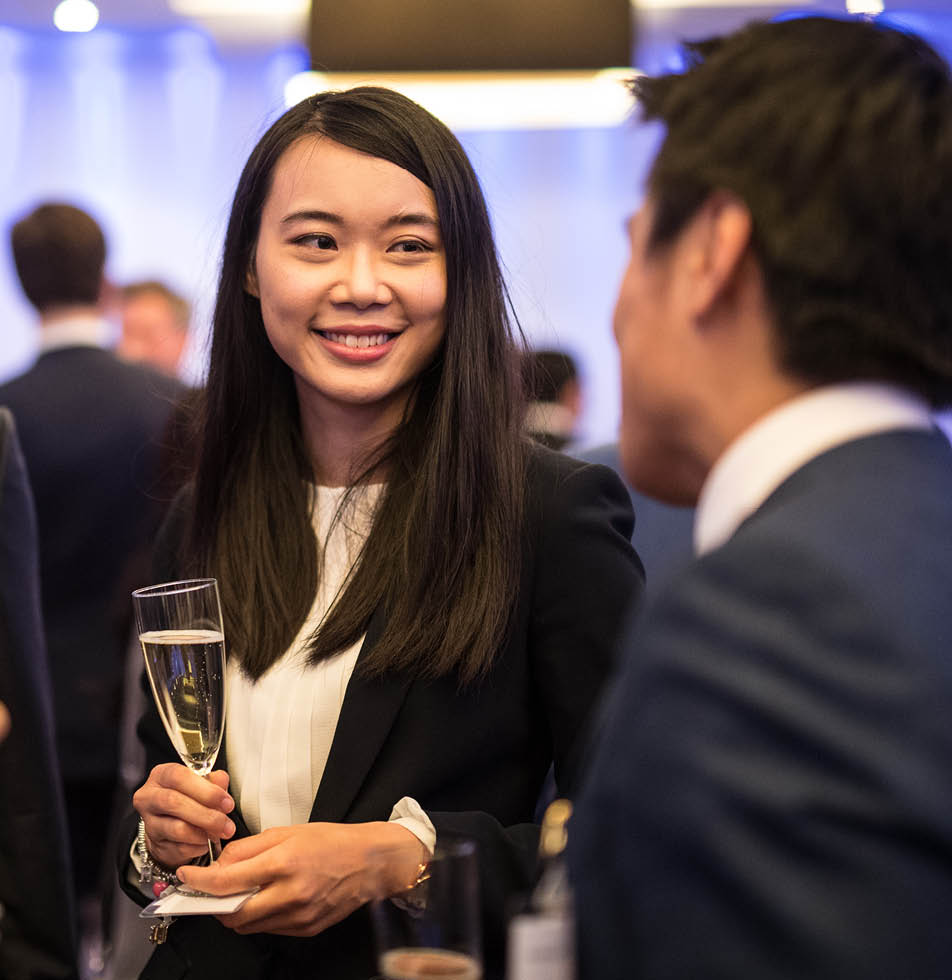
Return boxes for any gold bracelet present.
[411,860,431,889]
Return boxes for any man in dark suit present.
[569,17,952,980]
[0,203,183,951]
[0,407,78,980]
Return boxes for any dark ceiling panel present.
[310,0,634,71]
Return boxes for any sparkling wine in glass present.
[132,578,226,861]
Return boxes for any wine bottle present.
[506,798,575,980]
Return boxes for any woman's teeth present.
[323,332,391,348]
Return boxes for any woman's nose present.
[330,248,391,308]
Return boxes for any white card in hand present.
[140,884,258,917]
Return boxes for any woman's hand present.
[133,763,236,871]
[176,821,428,937]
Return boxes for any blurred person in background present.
[574,440,694,600]
[117,280,191,380]
[522,348,582,451]
[0,202,183,973]
[523,347,694,597]
[570,16,952,980]
[0,406,77,980]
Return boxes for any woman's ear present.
[245,262,260,298]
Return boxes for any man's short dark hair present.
[10,202,106,313]
[633,16,952,407]
[523,349,579,403]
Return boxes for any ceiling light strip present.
[284,69,636,131]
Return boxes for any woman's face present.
[250,135,447,433]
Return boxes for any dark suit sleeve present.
[0,409,78,980]
[570,532,952,980]
[430,458,643,971]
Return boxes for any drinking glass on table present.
[132,577,226,862]
[370,838,482,980]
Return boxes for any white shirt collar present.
[694,382,934,557]
[37,313,113,354]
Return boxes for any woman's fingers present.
[214,827,295,866]
[135,764,234,828]
[179,822,426,938]
[207,769,230,793]
[133,763,236,866]
[177,840,281,894]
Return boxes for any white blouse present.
[224,483,433,846]
[225,484,372,831]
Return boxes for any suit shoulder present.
[523,441,636,566]
[527,439,623,488]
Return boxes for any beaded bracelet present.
[136,818,180,892]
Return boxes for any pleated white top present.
[225,483,380,834]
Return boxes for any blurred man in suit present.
[522,348,582,451]
[569,17,952,980]
[0,203,182,962]
[0,407,77,980]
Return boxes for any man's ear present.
[685,190,753,320]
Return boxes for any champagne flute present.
[132,578,226,862]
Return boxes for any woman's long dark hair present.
[189,87,526,683]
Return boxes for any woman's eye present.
[294,233,336,250]
[391,239,432,254]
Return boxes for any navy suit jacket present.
[0,346,182,782]
[570,428,952,980]
[120,447,643,980]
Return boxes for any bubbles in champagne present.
[139,629,225,774]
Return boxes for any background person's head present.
[615,16,952,503]
[522,348,581,450]
[118,279,191,377]
[10,202,106,317]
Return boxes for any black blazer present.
[571,428,952,980]
[120,446,643,980]
[0,346,183,782]
[0,408,78,980]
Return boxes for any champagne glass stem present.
[201,771,222,862]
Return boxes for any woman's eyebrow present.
[383,212,439,229]
[281,209,341,226]
[279,209,439,229]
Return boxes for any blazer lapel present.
[308,606,413,823]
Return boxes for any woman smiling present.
[119,87,642,980]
